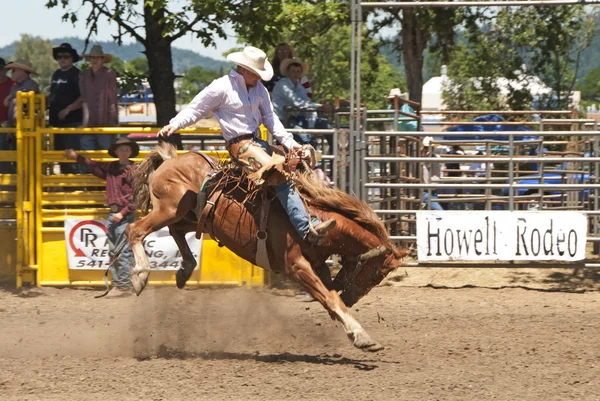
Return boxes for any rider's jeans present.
[254,138,319,239]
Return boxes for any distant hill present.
[0,36,230,74]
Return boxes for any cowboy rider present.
[158,46,336,244]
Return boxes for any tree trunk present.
[401,8,429,105]
[143,6,182,149]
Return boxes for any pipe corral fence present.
[1,92,264,288]
[3,85,600,286]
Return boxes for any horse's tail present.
[132,142,178,213]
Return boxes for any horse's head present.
[340,242,410,307]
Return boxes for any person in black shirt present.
[50,43,83,173]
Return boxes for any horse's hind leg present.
[168,218,198,289]
[289,252,383,352]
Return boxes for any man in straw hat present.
[272,57,332,151]
[64,137,138,297]
[3,59,40,128]
[158,45,336,243]
[79,44,118,151]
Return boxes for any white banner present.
[64,219,202,270]
[417,211,587,261]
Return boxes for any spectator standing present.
[0,58,14,125]
[79,45,118,150]
[49,43,83,173]
[4,59,40,127]
[0,58,15,165]
[272,58,331,150]
[64,137,138,297]
[263,42,312,98]
[2,59,39,174]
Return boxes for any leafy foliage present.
[443,5,596,111]
[304,25,404,109]
[13,35,57,92]
[579,67,600,100]
[180,66,223,103]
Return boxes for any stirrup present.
[307,218,336,244]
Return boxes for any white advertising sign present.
[64,219,201,270]
[417,211,587,261]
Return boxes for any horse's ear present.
[392,245,411,259]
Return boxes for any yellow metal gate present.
[9,91,264,288]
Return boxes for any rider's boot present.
[307,218,336,244]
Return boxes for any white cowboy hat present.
[82,45,113,63]
[422,136,434,147]
[387,88,404,99]
[279,58,309,77]
[227,46,273,81]
[4,59,38,75]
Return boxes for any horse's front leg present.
[288,252,384,352]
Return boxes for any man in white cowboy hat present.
[158,45,336,243]
[272,58,333,152]
[79,44,118,151]
[387,88,418,132]
[50,43,84,173]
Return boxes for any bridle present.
[353,245,390,278]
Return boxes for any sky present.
[0,0,239,60]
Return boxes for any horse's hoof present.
[176,269,187,289]
[131,266,149,295]
[351,330,383,352]
[363,343,385,352]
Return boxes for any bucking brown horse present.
[126,143,409,352]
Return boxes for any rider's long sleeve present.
[169,70,299,150]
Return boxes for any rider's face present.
[240,67,261,87]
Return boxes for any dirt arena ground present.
[0,267,599,401]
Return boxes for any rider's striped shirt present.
[169,69,298,150]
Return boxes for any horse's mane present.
[294,171,390,244]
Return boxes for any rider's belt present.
[226,133,257,146]
[109,204,121,213]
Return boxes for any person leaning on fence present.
[271,58,333,152]
[387,88,418,132]
[2,59,40,174]
[157,45,336,244]
[79,45,118,151]
[64,138,138,297]
[49,43,84,174]
[420,136,444,211]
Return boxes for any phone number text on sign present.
[64,219,201,270]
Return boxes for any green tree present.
[13,34,56,92]
[180,66,221,103]
[443,5,597,111]
[305,25,404,109]
[369,2,461,103]
[236,2,399,109]
[46,0,294,127]
[579,67,600,100]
